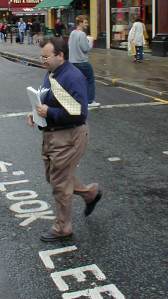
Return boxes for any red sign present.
[10,0,41,9]
[0,0,9,9]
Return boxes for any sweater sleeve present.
[79,32,91,53]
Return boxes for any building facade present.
[106,0,168,53]
[109,0,152,49]
[0,0,46,23]
[35,0,106,44]
[35,0,165,50]
[0,0,10,21]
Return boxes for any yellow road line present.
[154,98,168,104]
[118,86,154,99]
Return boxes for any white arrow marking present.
[0,161,12,172]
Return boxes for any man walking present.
[27,37,102,242]
[17,18,26,44]
[68,15,100,107]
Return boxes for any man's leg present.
[19,32,23,43]
[41,125,89,240]
[73,178,102,217]
[83,62,95,104]
[22,32,25,43]
[73,63,100,106]
[74,177,99,202]
[139,46,144,61]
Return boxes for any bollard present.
[10,30,13,43]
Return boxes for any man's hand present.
[36,104,48,118]
[26,113,35,127]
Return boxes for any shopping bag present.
[128,42,136,56]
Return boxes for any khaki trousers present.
[42,124,98,235]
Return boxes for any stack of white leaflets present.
[26,86,49,127]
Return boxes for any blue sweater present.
[41,61,88,129]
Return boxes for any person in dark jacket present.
[26,19,33,45]
[27,37,102,242]
[32,18,41,44]
[54,18,66,37]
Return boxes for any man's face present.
[81,19,89,30]
[41,43,64,72]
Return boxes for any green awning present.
[36,0,73,10]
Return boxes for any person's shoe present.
[88,101,100,108]
[84,190,102,217]
[40,231,73,242]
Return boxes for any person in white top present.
[128,18,146,62]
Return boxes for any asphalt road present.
[0,57,168,299]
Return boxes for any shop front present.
[0,0,10,22]
[36,0,90,35]
[9,0,46,24]
[151,0,168,56]
[36,0,107,47]
[110,0,152,49]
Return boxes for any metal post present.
[152,0,156,38]
[106,0,110,49]
[10,28,13,43]
[8,0,13,43]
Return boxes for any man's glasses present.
[40,54,57,62]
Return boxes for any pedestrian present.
[2,22,7,42]
[26,19,33,45]
[27,37,102,242]
[17,18,26,44]
[0,22,4,42]
[54,18,66,37]
[32,18,41,45]
[68,15,100,107]
[128,18,147,63]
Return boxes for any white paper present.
[87,35,94,48]
[26,86,48,127]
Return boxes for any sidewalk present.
[0,39,168,98]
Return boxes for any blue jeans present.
[19,31,24,43]
[73,62,95,104]
[135,46,143,61]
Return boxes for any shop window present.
[110,0,144,49]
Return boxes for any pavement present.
[0,38,168,99]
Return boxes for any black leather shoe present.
[40,231,73,242]
[84,190,102,217]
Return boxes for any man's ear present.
[59,52,64,59]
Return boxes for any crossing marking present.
[95,79,109,86]
[0,101,167,121]
[12,171,25,176]
[0,112,29,119]
[99,101,168,109]
[108,157,121,162]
